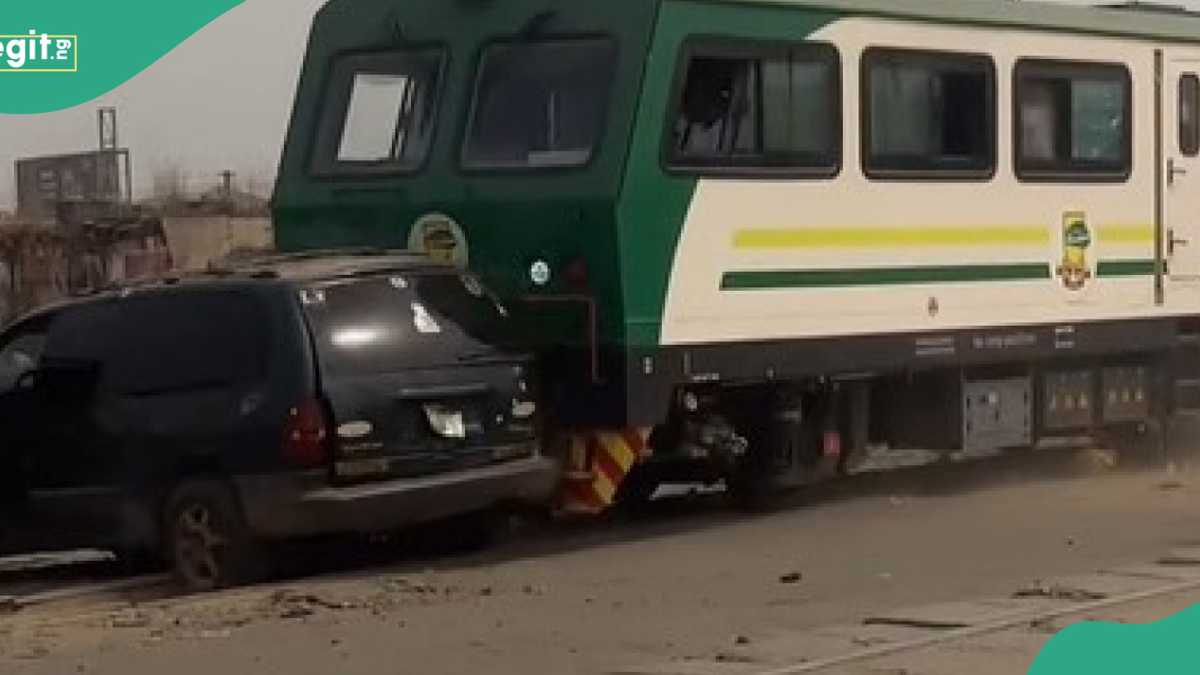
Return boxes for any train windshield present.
[311,48,445,174]
[462,38,617,170]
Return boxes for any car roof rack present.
[204,247,442,281]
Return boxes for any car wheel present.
[164,480,261,592]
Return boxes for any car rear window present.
[300,272,515,377]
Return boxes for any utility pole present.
[97,107,132,206]
[98,107,117,151]
[220,170,234,213]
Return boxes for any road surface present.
[2,438,1199,674]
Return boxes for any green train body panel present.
[274,0,661,345]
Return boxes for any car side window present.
[38,291,270,397]
[97,291,269,396]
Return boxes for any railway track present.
[622,548,1200,675]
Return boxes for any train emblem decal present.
[1057,211,1092,291]
[409,213,469,269]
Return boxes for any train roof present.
[708,0,1200,43]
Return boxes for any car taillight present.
[282,397,330,468]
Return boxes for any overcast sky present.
[0,0,327,211]
[0,0,1198,212]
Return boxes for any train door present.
[1165,55,1200,279]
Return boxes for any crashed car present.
[0,250,556,590]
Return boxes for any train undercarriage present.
[557,332,1200,515]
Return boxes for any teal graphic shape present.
[0,0,244,114]
[1029,604,1200,674]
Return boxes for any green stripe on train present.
[1096,259,1163,277]
[722,259,1160,290]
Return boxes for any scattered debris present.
[779,571,803,584]
[109,609,151,629]
[479,586,493,597]
[266,589,356,620]
[0,596,20,614]
[277,605,314,620]
[734,635,751,646]
[379,577,438,595]
[13,645,50,660]
[714,651,757,664]
[1028,617,1059,634]
[1013,582,1106,602]
[863,617,970,630]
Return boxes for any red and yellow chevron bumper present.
[559,428,652,515]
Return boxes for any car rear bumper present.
[235,452,559,539]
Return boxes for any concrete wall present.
[161,216,273,271]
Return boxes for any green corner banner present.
[1029,605,1200,674]
[0,0,244,114]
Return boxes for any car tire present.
[164,480,262,592]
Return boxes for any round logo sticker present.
[408,213,468,269]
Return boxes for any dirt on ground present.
[1,442,1199,675]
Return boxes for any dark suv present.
[0,251,556,589]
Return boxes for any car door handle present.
[1169,228,1190,256]
[1169,158,1188,186]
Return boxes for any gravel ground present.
[1,437,1198,675]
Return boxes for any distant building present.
[14,149,131,224]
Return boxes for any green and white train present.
[273,0,1200,510]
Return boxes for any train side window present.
[666,40,841,176]
[1014,59,1131,181]
[310,48,446,177]
[1181,74,1199,157]
[337,74,419,162]
[462,38,618,170]
[861,48,995,179]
